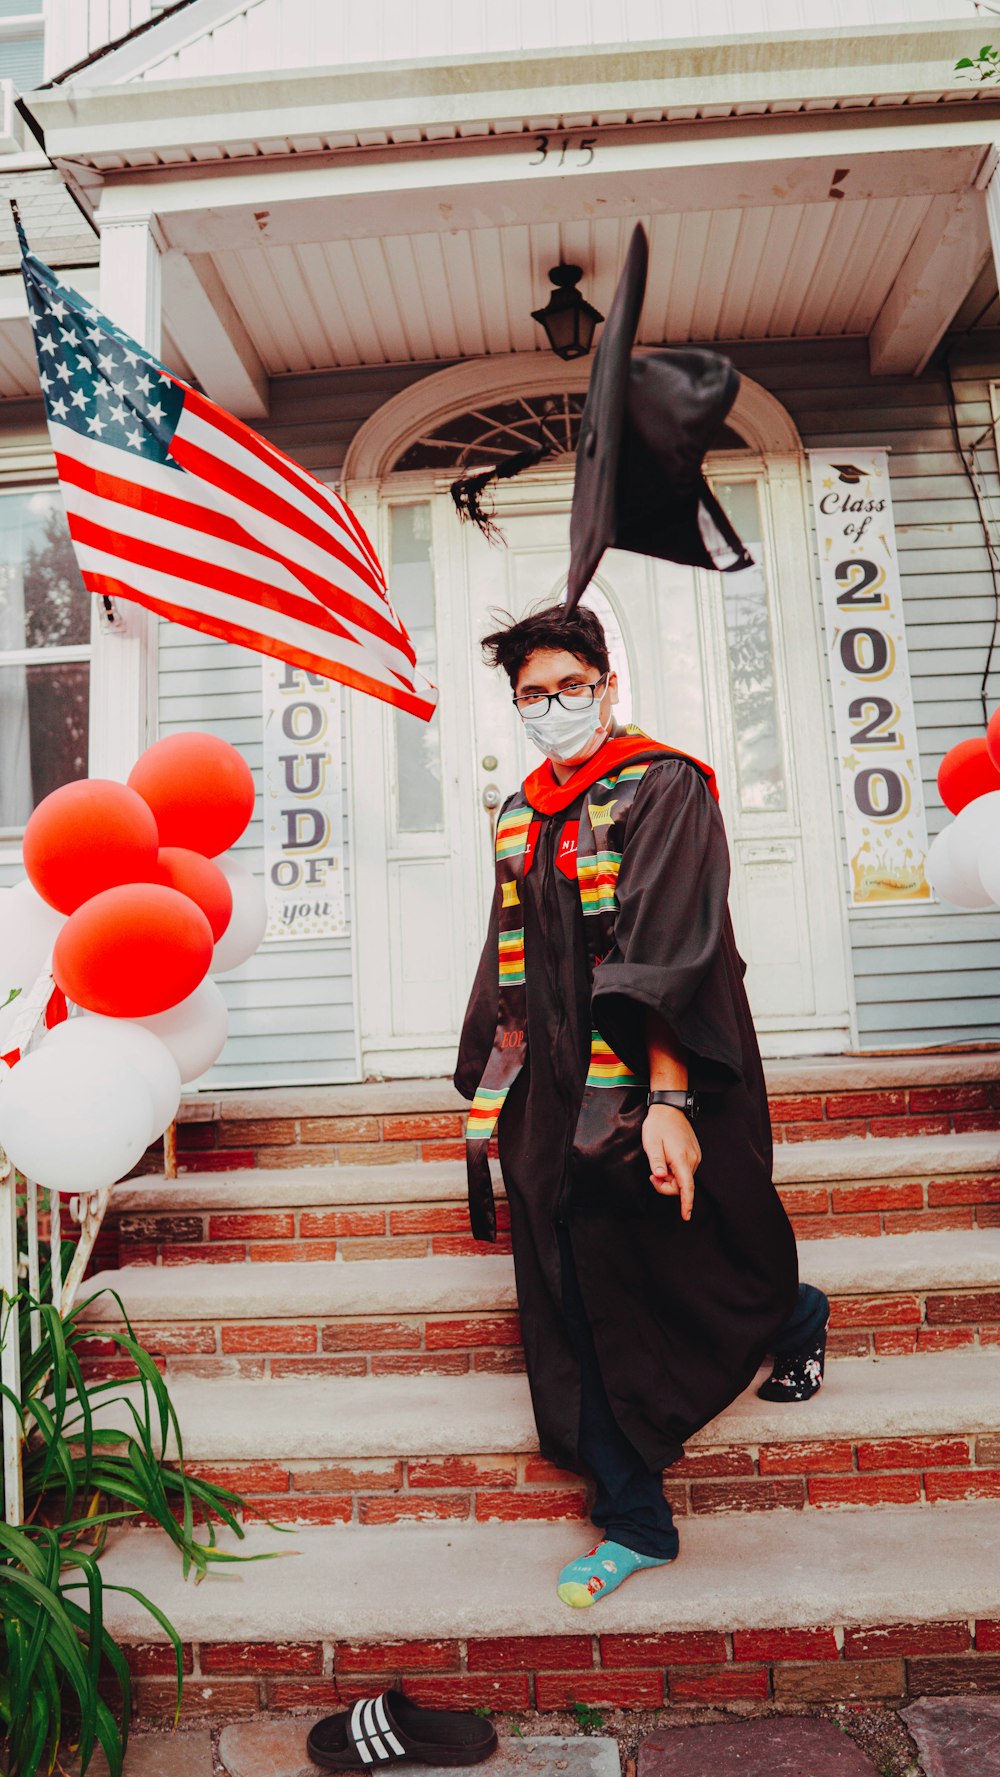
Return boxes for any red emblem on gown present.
[556,820,579,880]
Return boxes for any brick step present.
[100,1349,1000,1526]
[152,1055,1000,1176]
[94,1504,1000,1721]
[110,1131,1000,1267]
[80,1228,1000,1377]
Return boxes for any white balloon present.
[211,855,267,974]
[0,1040,154,1193]
[979,824,1000,905]
[0,881,65,1001]
[131,977,229,1083]
[956,788,1000,843]
[926,818,993,909]
[0,995,23,1055]
[50,1015,182,1140]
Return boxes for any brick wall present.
[122,1620,1000,1722]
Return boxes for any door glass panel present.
[390,503,444,833]
[713,480,788,813]
[0,489,91,649]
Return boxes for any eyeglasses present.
[513,674,609,717]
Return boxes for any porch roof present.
[4,21,1000,408]
[20,23,1000,173]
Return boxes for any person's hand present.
[642,1105,701,1222]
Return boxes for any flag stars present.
[25,265,185,470]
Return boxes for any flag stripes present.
[19,250,436,720]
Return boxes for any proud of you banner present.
[261,659,347,942]
[808,448,930,908]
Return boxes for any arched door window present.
[391,392,748,475]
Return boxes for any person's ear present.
[608,671,619,706]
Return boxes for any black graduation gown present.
[455,752,799,1474]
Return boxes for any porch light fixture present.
[532,264,603,361]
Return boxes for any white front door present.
[354,453,852,1075]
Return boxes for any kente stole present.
[465,757,656,1242]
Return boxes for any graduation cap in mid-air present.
[565,223,755,613]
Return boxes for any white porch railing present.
[0,973,118,1526]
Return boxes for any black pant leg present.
[557,1225,678,1560]
[770,1282,830,1356]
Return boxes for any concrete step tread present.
[178,1054,1000,1130]
[115,1131,1000,1214]
[95,1500,1000,1642]
[98,1348,1000,1461]
[80,1227,1000,1322]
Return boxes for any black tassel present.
[451,443,552,542]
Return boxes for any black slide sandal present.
[307,1690,499,1770]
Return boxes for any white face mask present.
[521,697,610,764]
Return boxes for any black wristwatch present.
[647,1088,698,1123]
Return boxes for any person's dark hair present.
[481,603,610,689]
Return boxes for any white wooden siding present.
[41,0,978,86]
[158,621,359,1086]
[42,0,154,81]
[132,0,975,81]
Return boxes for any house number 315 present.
[529,134,597,167]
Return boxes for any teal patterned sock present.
[557,1539,676,1609]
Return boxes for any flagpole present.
[9,199,29,257]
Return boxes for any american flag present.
[18,234,437,722]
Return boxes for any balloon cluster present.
[0,733,267,1194]
[927,714,1000,909]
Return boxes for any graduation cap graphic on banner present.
[566,223,755,613]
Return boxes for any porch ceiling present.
[203,195,958,373]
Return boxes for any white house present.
[3,0,1000,1089]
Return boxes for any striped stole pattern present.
[465,802,533,1240]
[576,762,652,1091]
[465,761,654,1241]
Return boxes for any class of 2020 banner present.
[261,658,347,942]
[808,448,931,908]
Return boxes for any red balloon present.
[128,733,255,857]
[53,884,214,1018]
[154,847,233,942]
[986,707,1000,775]
[937,737,1000,815]
[23,780,160,915]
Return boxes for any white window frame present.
[0,480,91,845]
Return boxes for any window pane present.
[390,504,443,833]
[0,489,90,651]
[713,480,788,813]
[0,661,89,829]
